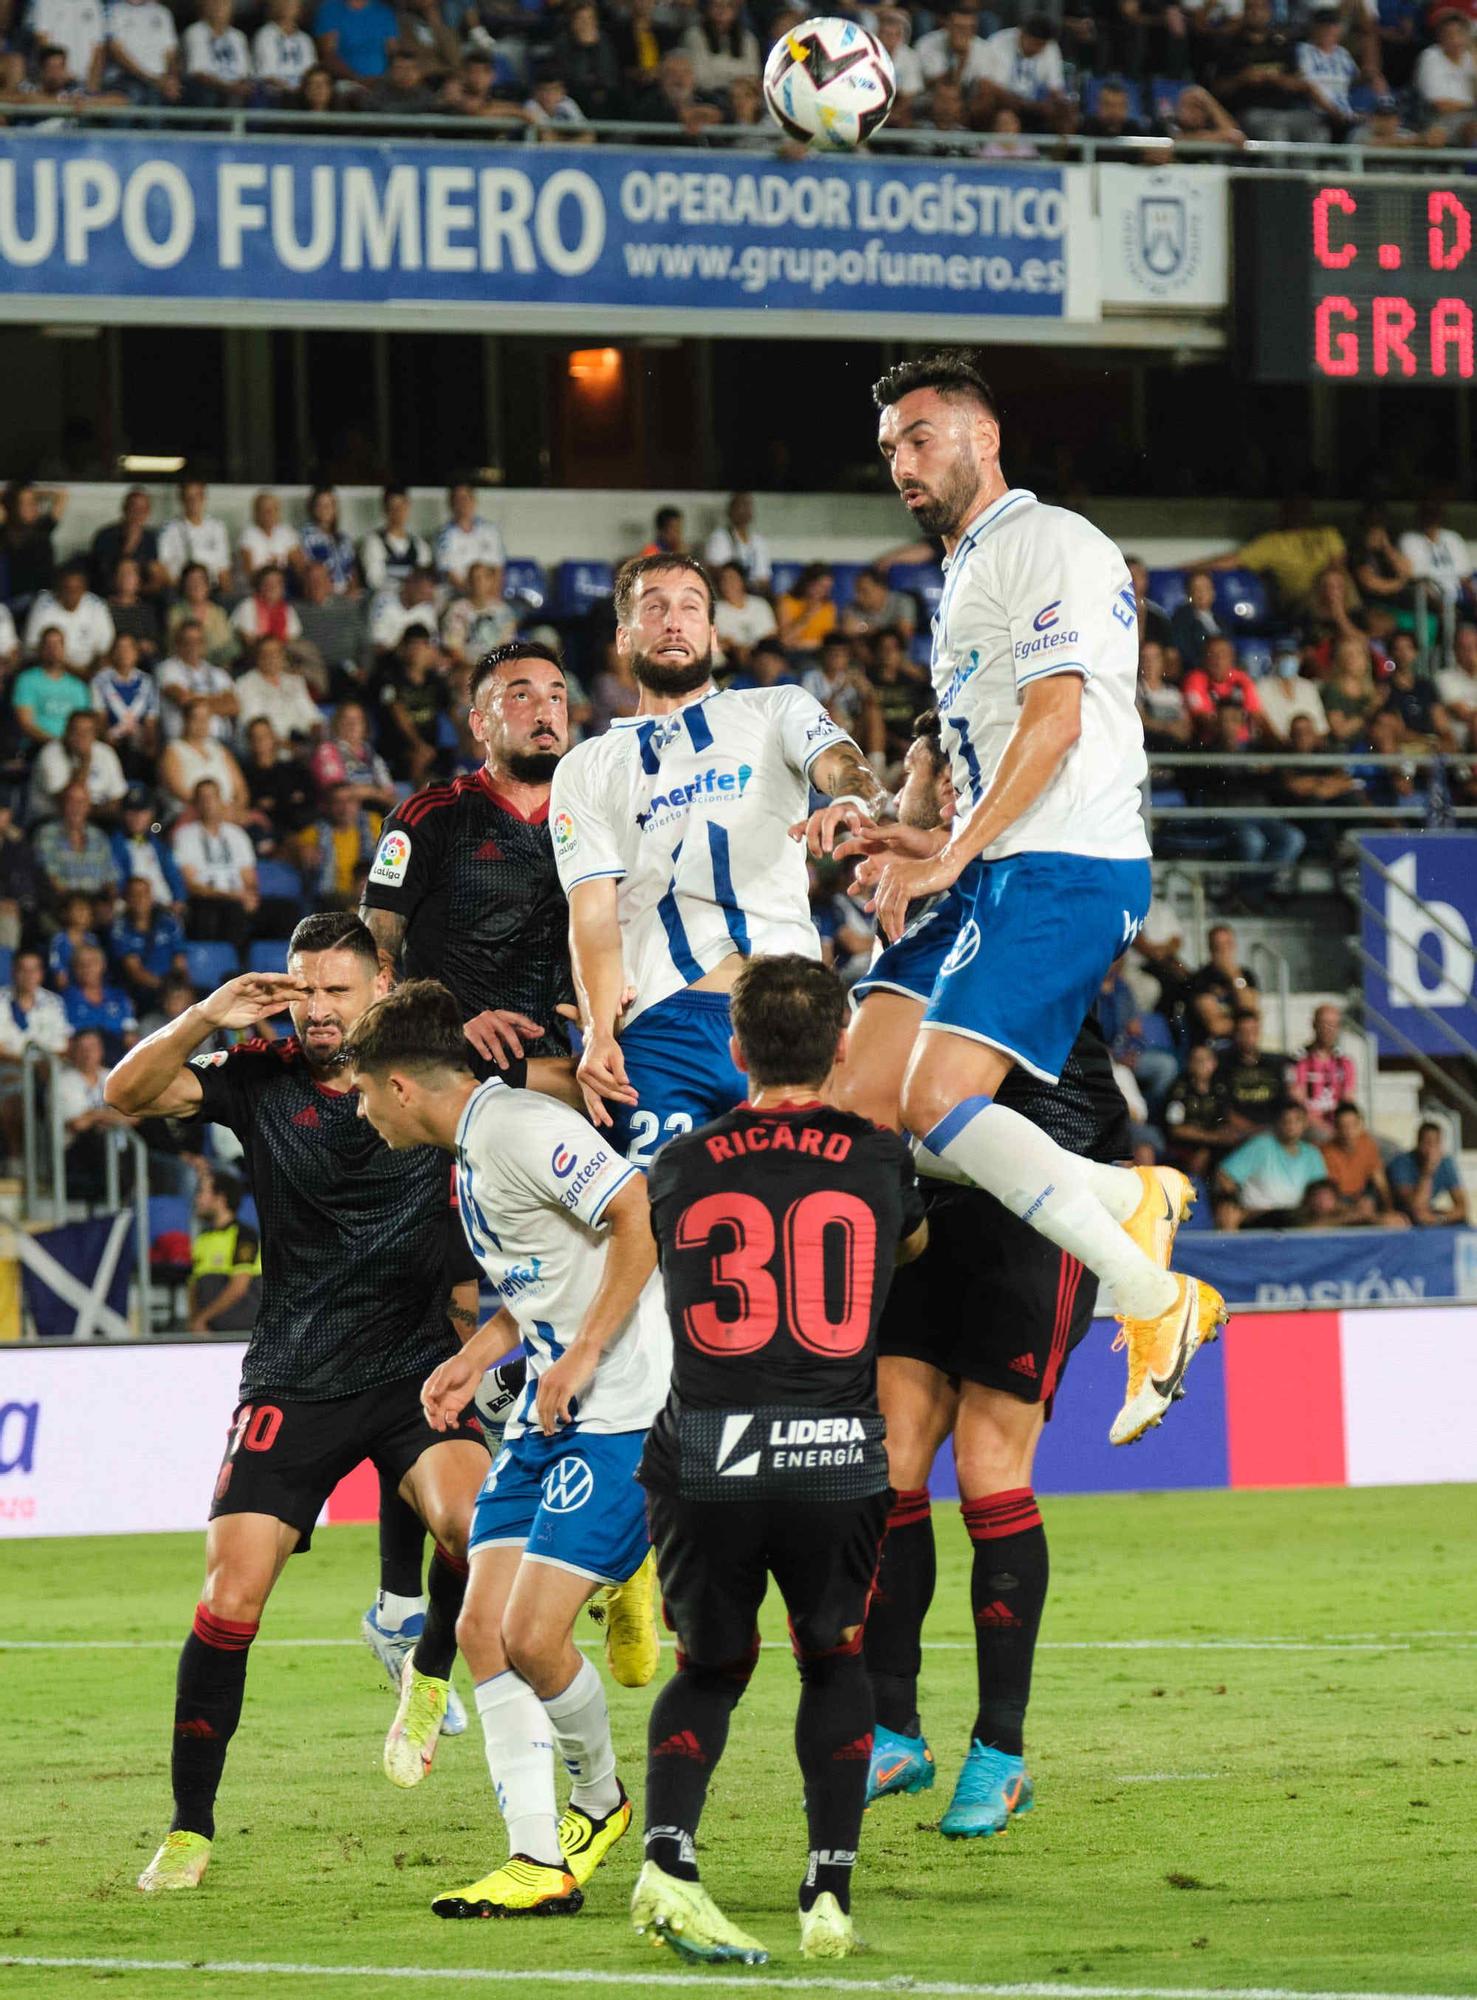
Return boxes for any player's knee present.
[456,1596,505,1675]
[794,1634,867,1688]
[680,1656,754,1707]
[502,1608,562,1687]
[898,1061,950,1142]
[200,1568,270,1627]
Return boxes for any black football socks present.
[170,1603,257,1839]
[864,1487,935,1736]
[961,1488,1048,1758]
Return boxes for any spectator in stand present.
[1219,1008,1289,1140]
[359,485,431,592]
[441,50,522,115]
[1274,712,1364,841]
[1399,494,1474,613]
[241,716,316,856]
[29,708,127,822]
[0,946,70,1161]
[1322,634,1383,747]
[639,505,687,559]
[372,629,447,783]
[0,597,17,676]
[1351,501,1414,610]
[237,492,298,584]
[681,0,758,94]
[1320,1099,1406,1226]
[630,50,723,135]
[1295,4,1361,131]
[916,3,996,91]
[89,487,165,598]
[1202,702,1306,897]
[25,0,109,92]
[1194,494,1347,619]
[591,640,641,731]
[158,619,238,742]
[13,628,90,745]
[874,6,925,110]
[48,892,99,991]
[159,479,232,593]
[924,77,975,132]
[1168,568,1229,674]
[804,634,879,753]
[868,628,930,763]
[1210,0,1326,136]
[183,0,252,101]
[55,1027,129,1200]
[1112,0,1188,83]
[1162,1043,1232,1179]
[1189,921,1260,1042]
[1356,705,1426,818]
[1415,9,1477,140]
[62,941,138,1062]
[368,44,440,113]
[230,566,304,653]
[234,637,323,747]
[253,0,316,93]
[1350,88,1421,142]
[295,562,366,700]
[1138,639,1192,748]
[298,486,358,595]
[396,0,460,85]
[1436,622,1477,744]
[713,561,777,673]
[368,567,439,661]
[1215,1100,1331,1230]
[704,491,772,588]
[1183,633,1260,744]
[776,562,837,656]
[315,0,400,86]
[1389,1119,1469,1225]
[842,565,918,646]
[1080,76,1171,146]
[186,1167,262,1335]
[1258,644,1330,742]
[1383,641,1455,746]
[167,562,237,668]
[309,699,396,818]
[109,872,188,1009]
[973,13,1074,130]
[0,481,64,611]
[1290,1001,1357,1141]
[24,562,115,677]
[724,635,801,692]
[159,697,251,822]
[105,0,180,101]
[303,783,377,909]
[0,798,39,952]
[173,779,259,953]
[1123,557,1175,655]
[1160,80,1245,143]
[110,785,187,911]
[610,0,677,91]
[441,562,517,665]
[433,482,506,590]
[106,556,162,665]
[1098,963,1179,1116]
[1300,565,1364,677]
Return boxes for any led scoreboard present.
[1235,177,1477,385]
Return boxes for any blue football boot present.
[866,1723,936,1804]
[939,1742,1034,1839]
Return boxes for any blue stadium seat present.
[503,558,547,609]
[247,938,290,974]
[910,632,933,669]
[255,858,304,905]
[1214,568,1272,633]
[1136,1010,1175,1052]
[768,560,804,602]
[1150,76,1186,123]
[185,940,240,991]
[1236,638,1273,677]
[148,1193,193,1253]
[553,560,614,619]
[888,563,945,620]
[0,944,10,990]
[239,1192,258,1232]
[1081,75,1145,120]
[1347,81,1378,115]
[829,562,865,610]
[1147,568,1188,615]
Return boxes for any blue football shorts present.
[609,986,746,1166]
[468,1423,651,1585]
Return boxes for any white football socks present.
[376,1591,426,1629]
[543,1657,621,1819]
[474,1670,560,1866]
[919,1095,1177,1320]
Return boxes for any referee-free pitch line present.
[2,1961,1474,2000]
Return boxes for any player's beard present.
[504,749,560,782]
[903,449,981,540]
[630,644,713,698]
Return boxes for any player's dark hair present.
[614,553,715,624]
[911,706,949,772]
[288,911,381,968]
[871,350,1000,422]
[730,954,848,1089]
[470,639,564,710]
[346,979,473,1078]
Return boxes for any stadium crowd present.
[0,474,1469,1232]
[1,0,1475,149]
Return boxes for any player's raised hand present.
[464,1008,544,1068]
[533,1343,599,1435]
[421,1349,484,1432]
[869,848,963,944]
[789,800,877,859]
[196,972,308,1031]
[834,822,948,865]
[575,1030,638,1129]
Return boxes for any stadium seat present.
[255,858,304,906]
[185,940,239,991]
[148,1193,193,1260]
[1081,75,1145,120]
[0,944,10,990]
[553,560,614,619]
[1147,568,1188,615]
[1214,568,1272,633]
[247,938,290,974]
[1236,638,1273,677]
[888,563,945,620]
[768,560,804,601]
[1149,76,1186,123]
[910,632,933,668]
[239,1192,259,1232]
[1136,1010,1175,1052]
[503,558,547,610]
[829,562,865,610]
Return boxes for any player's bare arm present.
[791,739,894,857]
[360,903,407,979]
[446,1281,481,1345]
[104,973,308,1119]
[898,1218,930,1267]
[865,674,1084,942]
[422,1305,522,1431]
[534,1174,658,1435]
[567,876,638,1126]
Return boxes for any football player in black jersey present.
[633,954,927,1967]
[835,715,1133,1842]
[107,914,492,1895]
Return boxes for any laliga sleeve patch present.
[190,1051,230,1069]
[370,828,412,887]
[552,809,578,861]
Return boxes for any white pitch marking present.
[1,1959,1473,2000]
[1111,1772,1231,1783]
[0,1636,1434,1654]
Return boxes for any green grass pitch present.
[4,1484,1475,2000]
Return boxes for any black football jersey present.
[647,1103,926,1416]
[362,768,574,1060]
[998,1012,1131,1162]
[185,1039,474,1401]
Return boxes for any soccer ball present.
[763,16,896,151]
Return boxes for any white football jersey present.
[931,488,1150,863]
[549,684,852,1025]
[454,1078,670,1439]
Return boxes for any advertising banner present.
[1358,833,1477,1056]
[1098,162,1228,309]
[1177,1222,1477,1312]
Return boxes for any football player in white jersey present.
[805,353,1225,1448]
[549,553,889,1164]
[351,979,671,1921]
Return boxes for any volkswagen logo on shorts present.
[940,919,981,978]
[541,1454,595,1514]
